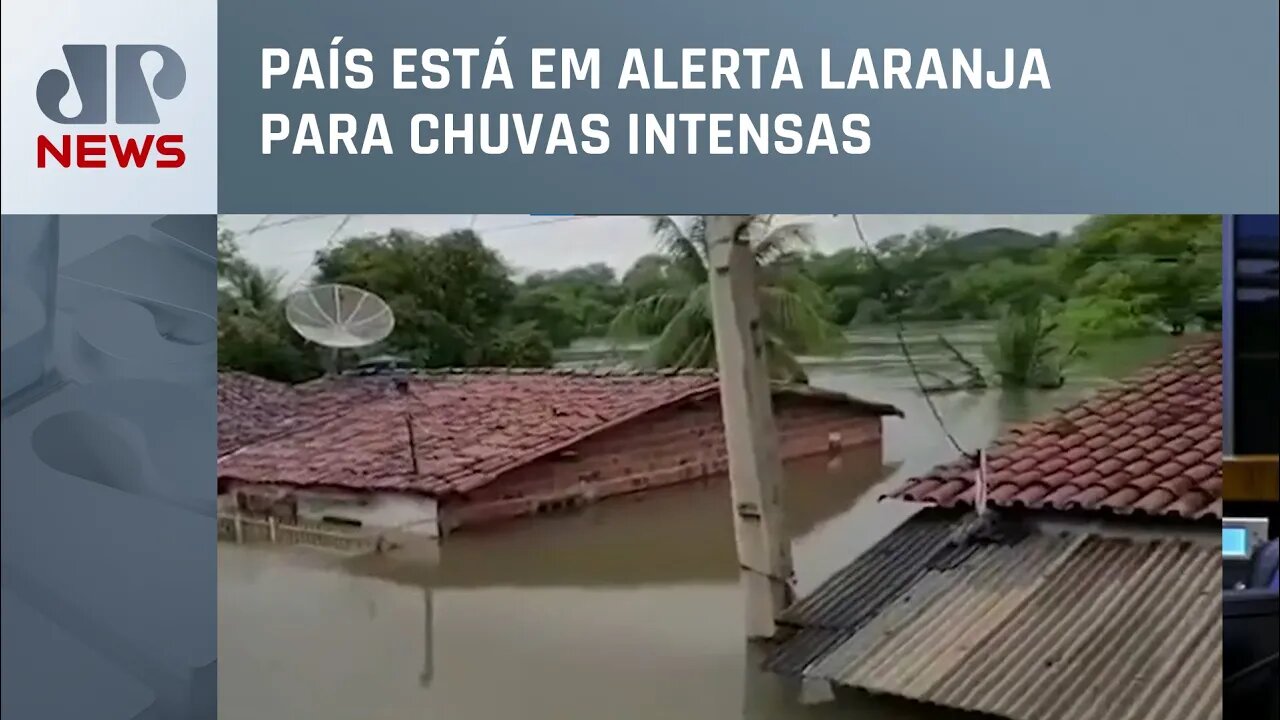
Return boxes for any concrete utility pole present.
[705,215,794,640]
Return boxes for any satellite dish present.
[285,283,395,349]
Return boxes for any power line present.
[270,215,597,266]
[244,214,275,236]
[323,214,355,247]
[241,213,612,296]
[478,215,594,234]
[845,214,971,458]
[239,214,330,237]
[285,214,356,292]
[251,215,595,253]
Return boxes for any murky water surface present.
[218,325,1186,719]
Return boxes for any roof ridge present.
[885,336,1223,521]
[1021,335,1221,425]
[218,365,905,496]
[400,366,720,378]
[256,366,727,382]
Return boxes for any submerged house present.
[766,338,1224,720]
[217,368,902,543]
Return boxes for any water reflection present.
[218,329,1190,720]
[220,449,920,719]
[419,588,433,689]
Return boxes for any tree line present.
[218,214,1222,385]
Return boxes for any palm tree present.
[609,215,841,382]
[217,230,322,381]
[218,229,284,316]
[985,302,1078,389]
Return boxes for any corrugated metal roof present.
[777,509,977,630]
[767,512,1222,720]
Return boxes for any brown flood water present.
[218,328,1186,719]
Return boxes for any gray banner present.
[218,0,1278,213]
[1,215,217,720]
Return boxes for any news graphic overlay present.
[0,0,216,215]
[1,215,217,720]
[1223,215,1280,466]
[219,0,1278,213]
[1221,215,1279,720]
[36,44,188,168]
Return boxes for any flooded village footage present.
[212,214,1258,720]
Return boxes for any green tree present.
[313,228,552,367]
[805,247,877,325]
[514,263,628,345]
[938,258,1064,320]
[795,215,1219,342]
[622,254,681,299]
[509,285,581,347]
[1061,215,1221,336]
[477,321,555,366]
[986,303,1077,389]
[609,216,841,382]
[217,230,322,382]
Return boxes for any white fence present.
[217,513,379,555]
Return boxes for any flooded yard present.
[218,325,1187,719]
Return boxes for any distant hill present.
[952,227,1056,253]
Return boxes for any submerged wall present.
[442,395,884,531]
[223,486,441,544]
[219,395,884,537]
[295,491,440,538]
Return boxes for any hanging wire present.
[238,214,330,237]
[273,213,595,291]
[845,214,972,459]
[479,215,593,234]
[283,214,356,293]
[322,214,355,248]
[244,214,275,236]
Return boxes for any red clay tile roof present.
[218,369,901,497]
[890,337,1223,520]
[217,372,303,456]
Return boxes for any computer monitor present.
[1223,517,1270,558]
[1224,527,1250,558]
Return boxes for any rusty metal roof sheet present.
[767,511,1222,720]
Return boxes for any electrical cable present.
[238,214,330,236]
[844,213,972,459]
[244,214,274,236]
[479,215,593,234]
[285,214,355,292]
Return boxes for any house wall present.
[224,485,440,541]
[442,395,883,532]
[295,491,440,538]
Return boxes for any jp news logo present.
[36,44,187,168]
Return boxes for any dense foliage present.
[986,303,1078,389]
[608,215,841,382]
[312,229,554,368]
[217,230,323,381]
[804,216,1220,338]
[217,215,1221,385]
